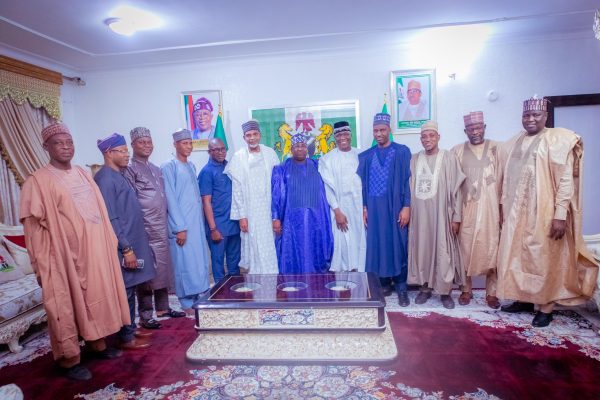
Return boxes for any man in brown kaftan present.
[124,127,185,330]
[451,111,503,309]
[498,97,598,327]
[408,121,466,309]
[20,123,130,380]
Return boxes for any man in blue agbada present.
[94,133,156,349]
[272,133,333,274]
[357,113,412,306]
[161,129,210,313]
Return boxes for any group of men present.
[19,96,597,380]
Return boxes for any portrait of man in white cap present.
[397,79,430,122]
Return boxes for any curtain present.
[0,156,20,225]
[0,97,52,185]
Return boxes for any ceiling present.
[1,0,597,71]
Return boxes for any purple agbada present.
[271,158,333,274]
[123,157,174,290]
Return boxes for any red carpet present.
[1,309,599,399]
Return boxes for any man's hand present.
[363,207,368,228]
[123,251,138,269]
[176,231,187,246]
[549,219,567,240]
[210,229,223,243]
[239,218,248,233]
[272,219,282,235]
[334,208,349,232]
[451,222,461,236]
[398,207,410,228]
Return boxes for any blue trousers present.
[118,286,136,343]
[207,234,241,284]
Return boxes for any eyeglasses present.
[407,89,422,94]
[209,148,227,153]
[109,149,130,155]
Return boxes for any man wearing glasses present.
[199,138,241,284]
[95,133,156,350]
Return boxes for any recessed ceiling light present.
[104,5,163,36]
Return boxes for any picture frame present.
[181,89,222,151]
[250,100,360,161]
[390,69,436,134]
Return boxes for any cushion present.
[0,274,42,324]
[0,246,25,284]
[1,236,33,275]
[4,235,26,248]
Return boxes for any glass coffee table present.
[186,272,397,362]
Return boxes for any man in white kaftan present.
[319,121,366,272]
[224,120,279,273]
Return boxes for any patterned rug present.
[1,291,599,399]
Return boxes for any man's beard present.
[248,142,260,149]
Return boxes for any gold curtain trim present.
[0,136,24,185]
[0,70,61,119]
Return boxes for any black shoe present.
[165,308,186,318]
[415,291,432,305]
[92,347,122,360]
[440,295,455,309]
[64,364,92,381]
[531,311,553,327]
[381,286,393,297]
[140,318,162,329]
[398,291,410,307]
[500,301,534,313]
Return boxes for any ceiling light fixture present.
[105,17,136,36]
[594,9,600,40]
[104,5,163,36]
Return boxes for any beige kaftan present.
[452,140,503,293]
[408,150,466,294]
[497,128,598,305]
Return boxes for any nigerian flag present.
[371,100,393,147]
[214,106,228,150]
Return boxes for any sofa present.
[0,224,46,353]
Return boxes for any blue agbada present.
[94,166,156,288]
[161,159,210,300]
[357,142,411,285]
[272,158,333,274]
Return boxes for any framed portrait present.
[181,89,222,151]
[390,69,436,134]
[250,100,360,161]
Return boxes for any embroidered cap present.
[130,126,151,142]
[242,120,260,134]
[41,122,71,143]
[373,113,391,127]
[523,96,549,112]
[333,121,351,136]
[172,128,192,142]
[463,111,484,127]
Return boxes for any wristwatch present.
[121,246,133,255]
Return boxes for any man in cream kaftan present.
[224,120,279,273]
[498,97,598,327]
[408,121,466,309]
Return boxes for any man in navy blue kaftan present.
[357,113,412,306]
[271,134,333,274]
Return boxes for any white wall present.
[68,32,600,170]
